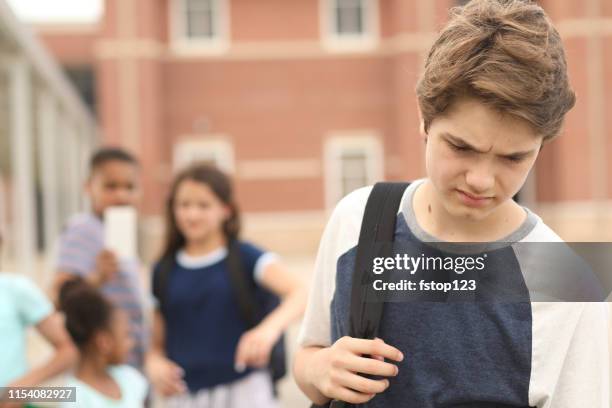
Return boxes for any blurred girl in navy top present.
[145,163,306,408]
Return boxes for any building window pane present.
[340,151,368,197]
[64,66,96,115]
[184,0,216,39]
[334,0,366,36]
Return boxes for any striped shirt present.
[56,212,147,369]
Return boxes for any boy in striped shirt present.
[53,147,147,370]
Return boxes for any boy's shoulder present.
[324,186,374,256]
[63,212,102,233]
[518,208,563,243]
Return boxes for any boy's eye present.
[448,142,470,152]
[505,156,524,163]
[104,182,134,190]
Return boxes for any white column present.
[37,89,60,255]
[66,123,81,214]
[8,56,37,277]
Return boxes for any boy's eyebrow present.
[442,132,537,157]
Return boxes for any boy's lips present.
[456,189,493,207]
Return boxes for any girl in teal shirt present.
[59,278,148,407]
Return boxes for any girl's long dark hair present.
[161,163,241,260]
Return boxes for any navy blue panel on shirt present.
[330,214,534,408]
[152,241,267,392]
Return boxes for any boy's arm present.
[294,338,402,405]
[554,303,609,407]
[294,187,403,404]
[294,346,330,405]
[532,303,610,407]
[52,249,119,304]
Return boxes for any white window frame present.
[320,0,379,52]
[170,0,230,55]
[324,132,383,210]
[173,136,235,174]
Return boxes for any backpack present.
[152,240,287,393]
[312,181,410,408]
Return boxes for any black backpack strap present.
[349,182,409,340]
[225,239,261,328]
[315,182,409,408]
[152,255,176,312]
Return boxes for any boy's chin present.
[446,201,496,222]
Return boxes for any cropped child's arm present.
[7,312,77,387]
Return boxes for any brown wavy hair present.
[416,0,575,141]
[160,163,241,260]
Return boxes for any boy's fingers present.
[339,371,390,395]
[332,387,376,405]
[344,338,404,362]
[344,355,399,377]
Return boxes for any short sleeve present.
[113,365,148,403]
[13,276,53,326]
[297,187,370,348]
[239,241,279,285]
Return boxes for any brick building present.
[31,0,612,258]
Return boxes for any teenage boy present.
[293,1,609,407]
[53,148,147,370]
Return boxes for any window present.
[173,138,234,173]
[64,66,96,115]
[171,0,229,52]
[322,0,378,51]
[325,134,383,209]
[184,0,217,39]
[335,0,366,36]
[339,151,369,197]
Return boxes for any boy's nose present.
[113,188,132,204]
[464,168,495,195]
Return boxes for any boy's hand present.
[146,354,187,397]
[308,337,403,404]
[91,249,119,286]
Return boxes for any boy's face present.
[86,160,140,216]
[424,96,542,222]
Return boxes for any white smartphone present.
[104,206,137,260]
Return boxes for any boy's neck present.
[184,232,227,257]
[413,179,526,242]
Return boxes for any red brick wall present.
[35,0,612,217]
